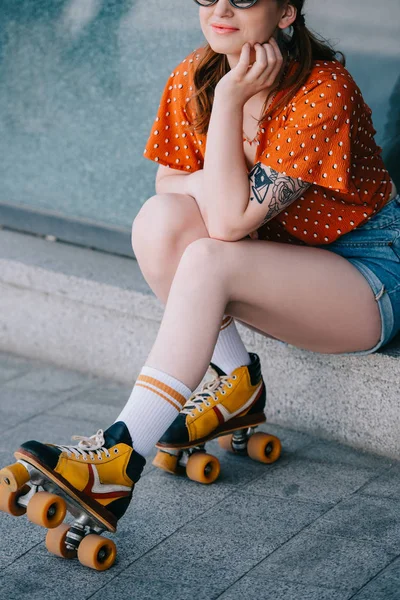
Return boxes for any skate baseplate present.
[153,414,282,484]
[0,455,117,571]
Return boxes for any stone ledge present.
[0,229,399,458]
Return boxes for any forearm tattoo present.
[249,163,311,227]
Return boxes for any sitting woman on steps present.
[2,0,400,563]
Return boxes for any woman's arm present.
[199,91,250,240]
[156,169,212,231]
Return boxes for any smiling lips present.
[211,25,239,33]
[211,23,239,31]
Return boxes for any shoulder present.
[290,59,362,105]
[168,46,205,87]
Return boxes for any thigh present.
[218,238,382,354]
[233,318,282,342]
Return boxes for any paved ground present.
[0,351,399,600]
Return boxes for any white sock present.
[115,365,192,457]
[210,315,251,376]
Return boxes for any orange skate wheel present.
[186,453,220,484]
[77,534,117,571]
[218,434,234,453]
[247,433,282,464]
[0,463,30,492]
[46,523,77,559]
[26,491,67,528]
[0,485,30,516]
[152,450,179,474]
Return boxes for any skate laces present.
[57,429,112,461]
[181,374,237,417]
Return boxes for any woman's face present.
[199,0,296,69]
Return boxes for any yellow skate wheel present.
[186,453,220,484]
[152,450,179,474]
[77,534,117,571]
[218,434,234,453]
[46,523,77,559]
[247,433,282,464]
[0,463,30,492]
[0,485,30,516]
[26,491,67,528]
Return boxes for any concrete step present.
[0,229,399,459]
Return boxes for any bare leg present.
[132,193,281,341]
[142,237,381,392]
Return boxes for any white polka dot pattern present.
[259,60,392,245]
[143,50,392,246]
[143,49,204,173]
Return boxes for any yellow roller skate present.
[0,421,146,571]
[153,352,281,484]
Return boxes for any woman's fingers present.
[237,43,251,76]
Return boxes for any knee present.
[131,194,186,255]
[179,237,227,275]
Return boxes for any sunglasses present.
[193,0,259,8]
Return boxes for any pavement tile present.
[125,467,236,539]
[119,529,277,597]
[65,380,131,409]
[218,578,352,600]
[0,572,69,600]
[242,455,382,504]
[0,388,85,424]
[0,530,164,600]
[351,556,400,599]
[0,353,399,599]
[0,411,21,433]
[244,531,396,594]
[0,414,106,451]
[0,352,34,384]
[297,438,396,470]
[304,494,400,554]
[357,463,400,500]
[0,511,44,571]
[180,489,330,547]
[2,365,95,394]
[91,575,212,600]
[49,398,128,428]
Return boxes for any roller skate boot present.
[153,352,281,484]
[0,421,146,570]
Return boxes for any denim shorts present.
[316,193,400,356]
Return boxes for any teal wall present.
[0,0,398,254]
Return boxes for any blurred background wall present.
[0,0,398,255]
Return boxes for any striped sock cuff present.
[140,365,192,410]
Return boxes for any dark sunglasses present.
[193,0,259,8]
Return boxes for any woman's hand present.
[215,37,283,107]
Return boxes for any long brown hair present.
[185,0,346,135]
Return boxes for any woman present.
[4,0,400,543]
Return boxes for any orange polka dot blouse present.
[143,48,393,246]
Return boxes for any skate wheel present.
[77,534,117,571]
[0,463,30,492]
[186,453,220,484]
[218,434,234,453]
[0,485,30,516]
[152,450,179,474]
[46,523,77,559]
[247,433,281,464]
[26,491,67,528]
